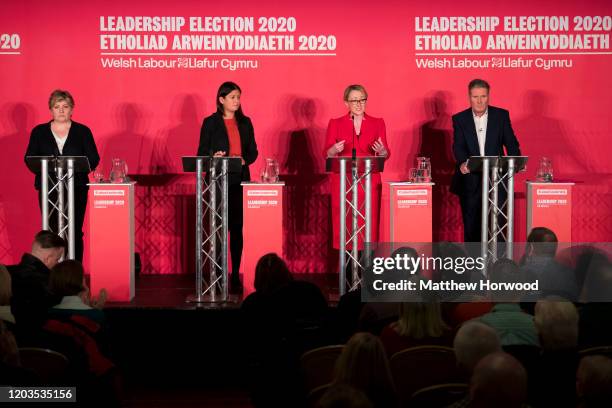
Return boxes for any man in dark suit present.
[451,79,521,243]
[8,230,65,336]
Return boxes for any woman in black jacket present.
[24,90,100,262]
[197,82,258,292]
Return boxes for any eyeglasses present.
[347,98,367,105]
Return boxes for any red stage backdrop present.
[1,0,611,273]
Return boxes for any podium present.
[25,156,91,259]
[326,156,384,295]
[241,182,284,296]
[467,156,528,262]
[381,182,434,244]
[182,156,242,303]
[88,182,135,301]
[526,182,574,242]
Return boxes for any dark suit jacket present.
[197,111,258,185]
[24,121,100,189]
[8,253,61,331]
[450,106,521,195]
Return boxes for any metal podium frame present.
[25,156,91,260]
[467,155,528,264]
[182,156,241,303]
[326,156,384,295]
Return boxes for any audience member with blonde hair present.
[534,299,579,351]
[532,299,580,407]
[333,332,396,408]
[380,301,453,357]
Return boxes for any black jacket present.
[8,253,61,330]
[450,106,521,195]
[197,111,258,185]
[24,121,100,189]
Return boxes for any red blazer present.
[324,113,390,248]
[324,113,390,159]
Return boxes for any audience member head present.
[0,265,11,306]
[0,321,20,367]
[574,247,609,293]
[489,258,525,302]
[433,242,470,279]
[526,227,558,258]
[469,352,527,408]
[30,230,65,269]
[317,384,373,408]
[577,355,612,408]
[454,321,501,375]
[580,257,612,302]
[386,246,421,287]
[432,242,473,300]
[534,299,579,351]
[394,301,448,339]
[254,253,293,295]
[334,332,395,406]
[49,260,85,297]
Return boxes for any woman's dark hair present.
[49,260,85,297]
[216,81,245,118]
[254,253,293,294]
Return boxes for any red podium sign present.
[242,183,284,296]
[526,182,574,242]
[88,183,135,301]
[381,182,434,243]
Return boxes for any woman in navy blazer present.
[24,90,100,262]
[197,82,258,292]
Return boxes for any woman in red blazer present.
[324,84,390,249]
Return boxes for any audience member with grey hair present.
[453,321,502,377]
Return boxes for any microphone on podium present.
[351,114,357,162]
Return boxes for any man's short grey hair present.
[468,79,490,92]
[454,320,501,373]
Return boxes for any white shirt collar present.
[472,109,488,119]
[54,295,93,310]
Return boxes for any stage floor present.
[105,273,341,309]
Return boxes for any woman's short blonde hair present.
[343,84,368,101]
[48,89,75,109]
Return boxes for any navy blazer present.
[451,106,521,195]
[197,111,258,185]
[24,121,100,189]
